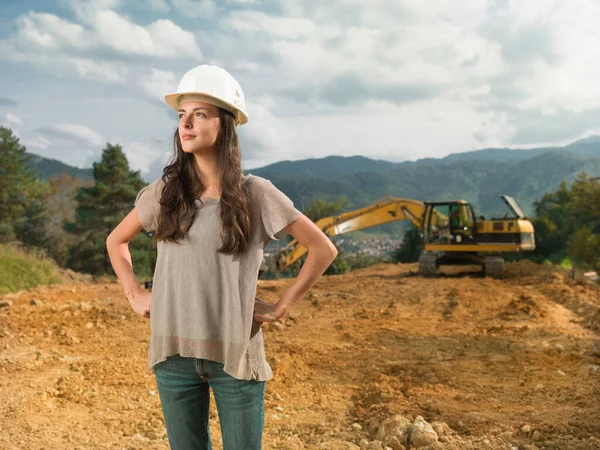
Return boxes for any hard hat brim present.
[164,92,249,126]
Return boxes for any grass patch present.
[0,244,63,295]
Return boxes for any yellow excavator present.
[270,195,535,278]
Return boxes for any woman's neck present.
[194,151,220,193]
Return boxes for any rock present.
[556,370,566,376]
[79,302,92,311]
[533,383,544,392]
[421,443,444,450]
[531,431,544,442]
[588,365,600,374]
[375,415,411,443]
[132,433,150,441]
[554,343,565,352]
[430,421,452,437]
[521,424,532,436]
[384,436,406,450]
[0,300,12,308]
[275,406,284,413]
[359,438,370,449]
[352,423,363,432]
[85,322,94,329]
[409,416,438,448]
[145,431,159,440]
[368,441,384,450]
[30,298,40,306]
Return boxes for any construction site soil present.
[1,261,599,449]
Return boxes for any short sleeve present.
[260,180,303,241]
[134,179,162,232]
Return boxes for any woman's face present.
[177,101,221,154]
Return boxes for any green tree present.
[530,173,600,269]
[66,143,149,275]
[324,242,351,275]
[390,224,423,263]
[568,226,600,270]
[0,126,49,247]
[277,195,352,277]
[303,195,351,222]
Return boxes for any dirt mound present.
[499,294,546,320]
[1,262,599,449]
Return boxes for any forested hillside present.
[30,136,600,218]
[254,150,600,218]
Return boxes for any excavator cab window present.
[424,202,476,245]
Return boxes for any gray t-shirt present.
[134,174,302,381]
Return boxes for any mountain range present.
[29,137,600,220]
[246,137,600,218]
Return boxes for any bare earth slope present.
[1,261,599,449]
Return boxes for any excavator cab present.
[423,201,476,245]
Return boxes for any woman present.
[106,65,337,450]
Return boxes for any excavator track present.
[418,253,438,277]
[484,255,504,279]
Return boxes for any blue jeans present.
[154,354,266,450]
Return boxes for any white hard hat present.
[164,65,249,126]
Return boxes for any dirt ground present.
[1,261,599,450]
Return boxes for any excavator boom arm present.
[276,197,430,271]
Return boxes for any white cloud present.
[122,140,166,174]
[219,0,600,149]
[142,69,178,101]
[228,11,316,40]
[4,113,24,127]
[85,11,201,58]
[472,112,517,148]
[0,4,202,84]
[3,0,600,172]
[15,12,88,50]
[239,98,298,162]
[68,57,127,82]
[46,124,106,147]
[24,136,52,150]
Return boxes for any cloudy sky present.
[1,0,599,181]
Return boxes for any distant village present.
[264,235,403,263]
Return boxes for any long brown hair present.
[155,108,251,255]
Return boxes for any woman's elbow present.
[326,239,338,262]
[106,229,127,251]
[106,232,117,251]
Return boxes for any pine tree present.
[0,126,49,246]
[66,143,150,275]
[390,224,423,263]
